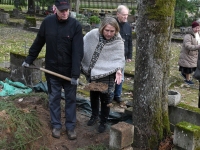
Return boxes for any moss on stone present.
[177,102,200,114]
[24,16,36,29]
[0,67,10,73]
[176,121,200,136]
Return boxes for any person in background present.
[22,0,83,140]
[178,21,200,85]
[81,17,125,133]
[113,5,133,104]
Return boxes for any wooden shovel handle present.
[39,68,72,81]
[26,66,108,91]
[27,66,84,86]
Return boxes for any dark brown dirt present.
[83,81,108,91]
[159,136,174,150]
[0,94,174,150]
[10,95,110,150]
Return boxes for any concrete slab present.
[173,121,200,150]
[169,105,200,130]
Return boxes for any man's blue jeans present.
[114,82,123,98]
[113,69,124,99]
[48,77,77,130]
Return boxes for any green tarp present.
[0,78,32,96]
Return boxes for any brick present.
[109,121,134,150]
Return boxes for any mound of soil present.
[12,95,110,150]
[1,94,174,149]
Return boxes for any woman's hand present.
[115,70,122,85]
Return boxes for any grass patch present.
[0,93,47,150]
[0,4,28,12]
[0,4,14,11]
[9,18,25,24]
[0,25,45,63]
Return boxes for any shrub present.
[89,15,100,24]
[130,8,135,15]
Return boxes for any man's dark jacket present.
[116,19,132,60]
[25,14,83,79]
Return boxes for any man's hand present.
[22,61,29,67]
[71,78,79,85]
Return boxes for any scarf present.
[81,29,125,80]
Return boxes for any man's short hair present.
[117,5,129,13]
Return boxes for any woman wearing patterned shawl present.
[81,17,125,133]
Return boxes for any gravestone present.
[127,15,135,23]
[0,12,9,24]
[10,52,43,87]
[12,9,21,18]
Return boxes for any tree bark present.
[28,0,35,14]
[75,0,80,14]
[132,0,176,149]
[69,0,72,9]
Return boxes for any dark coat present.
[25,14,83,79]
[116,19,133,60]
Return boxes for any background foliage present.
[174,0,200,27]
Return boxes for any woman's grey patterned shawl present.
[81,28,125,80]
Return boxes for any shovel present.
[26,65,108,92]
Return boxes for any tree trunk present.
[132,0,176,149]
[28,0,35,14]
[69,0,72,9]
[75,0,80,14]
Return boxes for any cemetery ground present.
[0,25,199,149]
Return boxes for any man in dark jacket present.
[22,0,83,140]
[113,5,133,103]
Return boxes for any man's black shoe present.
[113,97,121,103]
[87,116,98,126]
[98,123,106,133]
[52,128,61,138]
